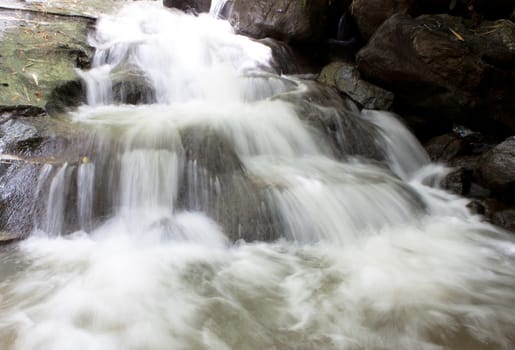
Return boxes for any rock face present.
[480,137,515,196]
[319,61,394,110]
[163,0,211,13]
[357,14,515,133]
[226,0,333,43]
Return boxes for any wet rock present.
[178,128,276,242]
[441,167,473,195]
[318,61,394,110]
[0,161,40,237]
[0,105,46,120]
[0,231,21,245]
[425,133,464,161]
[0,0,129,18]
[357,14,515,133]
[45,80,85,115]
[492,208,515,232]
[480,136,515,197]
[281,80,386,161]
[350,0,413,40]
[0,104,94,237]
[468,199,515,233]
[163,0,211,14]
[111,74,156,106]
[47,71,156,114]
[179,127,244,175]
[257,38,302,74]
[0,8,93,109]
[424,131,500,198]
[226,0,332,44]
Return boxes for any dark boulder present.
[226,0,333,44]
[425,133,465,162]
[318,61,394,110]
[350,0,413,40]
[480,136,515,198]
[350,0,514,41]
[424,131,498,197]
[493,208,515,232]
[163,0,211,13]
[45,80,85,115]
[357,14,515,134]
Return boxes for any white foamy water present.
[1,2,515,349]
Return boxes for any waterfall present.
[0,3,514,350]
[209,0,231,18]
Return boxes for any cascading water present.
[1,2,515,349]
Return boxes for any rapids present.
[1,2,514,349]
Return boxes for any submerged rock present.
[278,80,386,162]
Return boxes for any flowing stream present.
[1,2,515,349]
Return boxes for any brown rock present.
[357,14,515,132]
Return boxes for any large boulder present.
[350,0,515,41]
[350,0,413,40]
[357,14,515,133]
[318,61,394,110]
[480,136,515,197]
[226,0,333,43]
